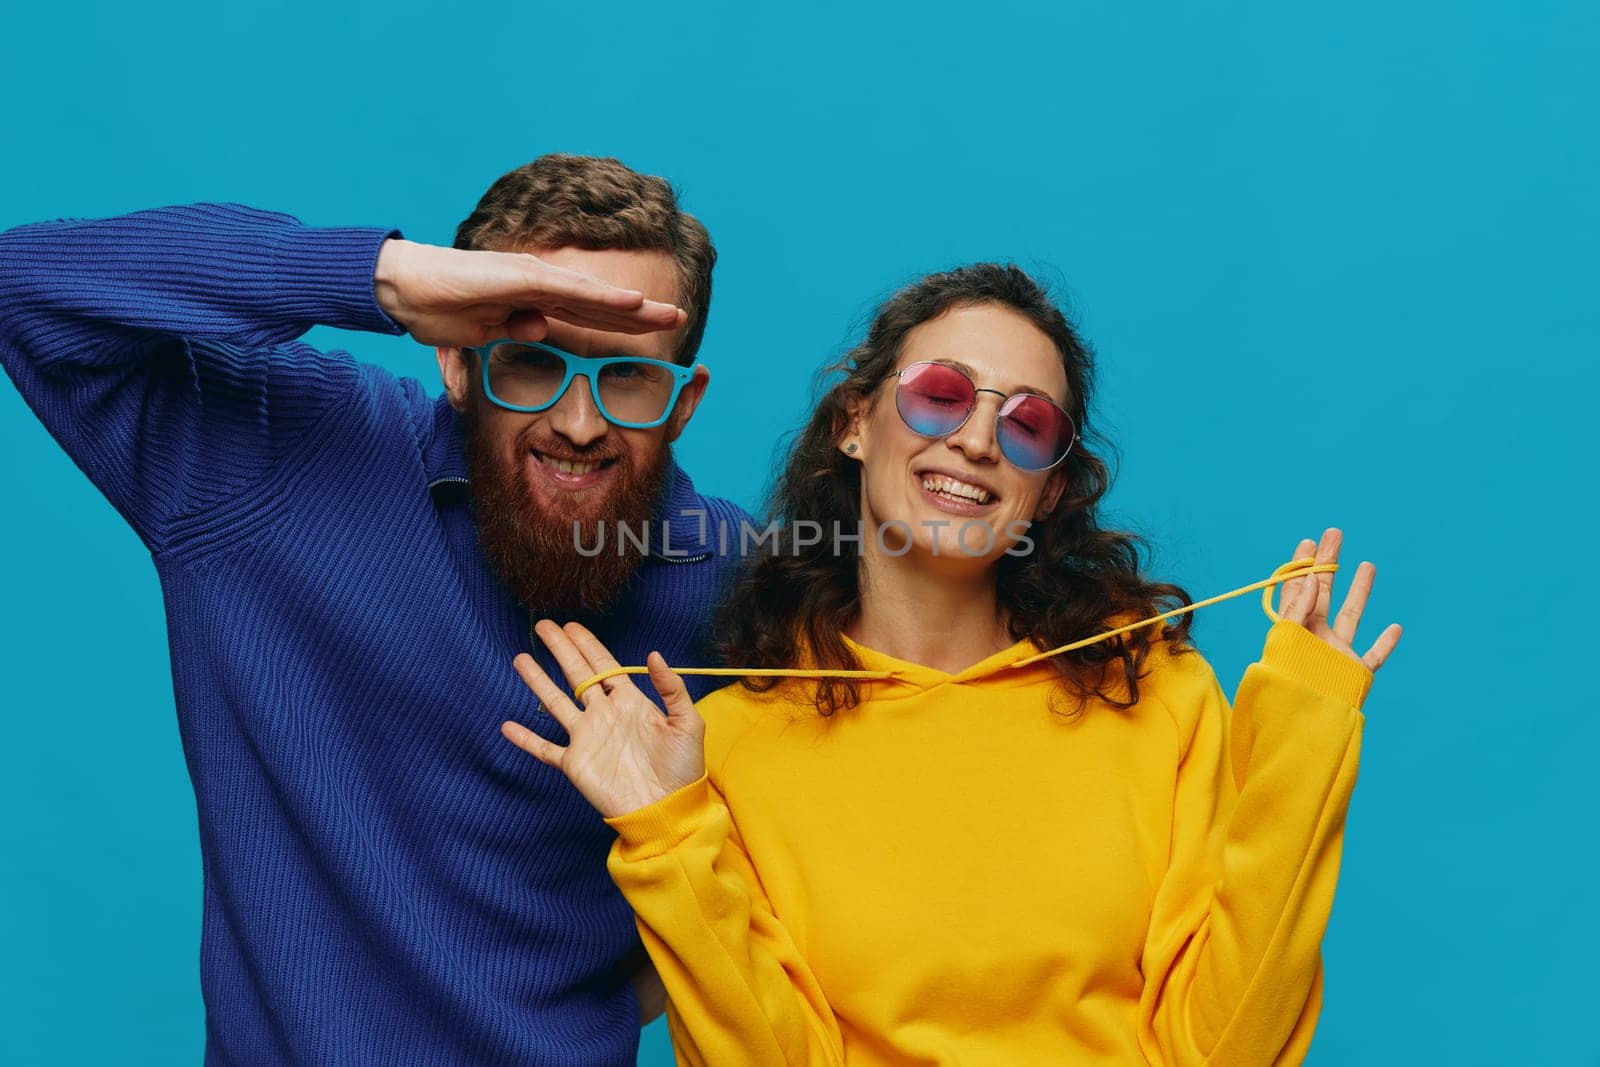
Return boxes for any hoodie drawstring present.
[571,557,1337,699]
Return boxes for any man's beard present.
[463,409,671,617]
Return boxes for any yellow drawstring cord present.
[570,557,1336,699]
[1002,557,1335,669]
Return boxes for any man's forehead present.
[526,244,680,303]
[540,323,674,361]
[525,245,684,361]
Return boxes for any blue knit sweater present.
[0,204,751,1065]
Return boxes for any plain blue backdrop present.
[1,2,1593,1064]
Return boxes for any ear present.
[662,365,711,443]
[837,391,868,459]
[437,347,472,413]
[1034,469,1068,522]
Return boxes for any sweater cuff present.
[268,221,407,336]
[1258,618,1373,710]
[605,774,716,860]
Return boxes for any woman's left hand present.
[1278,527,1403,672]
[501,620,706,819]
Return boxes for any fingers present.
[400,244,688,348]
[561,621,625,675]
[560,620,648,702]
[501,719,565,769]
[646,651,700,726]
[518,256,649,310]
[1363,622,1403,672]
[533,619,607,702]
[502,309,550,343]
[511,653,582,732]
[517,256,685,335]
[1333,561,1375,645]
[543,301,688,337]
[1280,538,1317,623]
[1311,527,1341,626]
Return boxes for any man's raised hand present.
[373,238,685,349]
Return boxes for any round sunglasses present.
[892,361,1077,471]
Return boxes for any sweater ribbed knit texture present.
[0,204,750,1066]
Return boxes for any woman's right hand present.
[373,238,685,349]
[502,620,706,819]
[1277,527,1402,672]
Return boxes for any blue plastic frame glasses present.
[467,339,699,429]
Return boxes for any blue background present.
[1,2,1593,1063]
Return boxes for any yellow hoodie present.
[604,618,1371,1066]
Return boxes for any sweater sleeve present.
[0,203,404,550]
[605,776,846,1067]
[1138,619,1370,1066]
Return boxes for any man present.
[0,155,748,1065]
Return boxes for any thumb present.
[503,309,550,343]
[646,652,700,727]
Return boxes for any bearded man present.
[0,155,748,1066]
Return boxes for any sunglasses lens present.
[997,394,1074,470]
[896,362,975,437]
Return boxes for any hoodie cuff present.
[605,775,716,860]
[1259,618,1374,710]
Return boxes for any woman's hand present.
[1278,527,1403,671]
[501,620,706,819]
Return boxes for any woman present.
[503,264,1401,1065]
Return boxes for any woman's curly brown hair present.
[714,262,1194,716]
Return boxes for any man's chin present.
[464,417,671,616]
[518,481,628,532]
[475,489,657,617]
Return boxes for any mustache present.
[517,435,625,465]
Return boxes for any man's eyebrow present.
[606,348,686,366]
[938,358,1061,404]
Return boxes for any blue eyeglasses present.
[467,339,699,429]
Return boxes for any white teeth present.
[921,475,991,504]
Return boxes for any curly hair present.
[715,263,1193,717]
[453,153,715,363]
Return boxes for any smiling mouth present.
[919,472,997,506]
[530,450,619,480]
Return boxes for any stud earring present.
[845,442,859,454]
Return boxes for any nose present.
[544,374,610,449]
[943,392,1004,464]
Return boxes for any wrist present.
[1259,619,1373,709]
[372,237,415,325]
[604,775,714,857]
[600,782,680,820]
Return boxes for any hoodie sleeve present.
[1137,619,1370,1066]
[0,204,403,550]
[605,775,846,1067]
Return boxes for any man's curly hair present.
[454,154,715,363]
